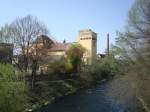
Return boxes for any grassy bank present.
[0,56,122,112]
[29,73,108,112]
[27,56,119,112]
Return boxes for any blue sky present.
[0,0,134,53]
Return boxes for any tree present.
[0,24,12,43]
[10,15,49,72]
[0,15,50,89]
[28,38,49,89]
[66,43,85,72]
[63,39,66,43]
[111,0,150,110]
[112,0,150,79]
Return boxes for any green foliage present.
[99,57,120,77]
[66,43,85,72]
[47,43,85,78]
[0,63,15,80]
[48,60,66,75]
[88,56,120,80]
[64,60,73,73]
[110,0,150,109]
[47,59,73,79]
[0,63,28,112]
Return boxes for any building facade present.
[77,29,97,64]
[29,29,97,72]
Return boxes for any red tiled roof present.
[48,43,71,52]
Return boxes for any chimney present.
[107,33,109,56]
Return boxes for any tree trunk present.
[31,59,37,89]
[31,73,35,89]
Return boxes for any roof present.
[47,43,71,52]
[34,35,54,44]
[79,29,97,35]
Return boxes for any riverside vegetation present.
[0,56,120,112]
[109,0,150,111]
[0,29,121,112]
[0,0,150,111]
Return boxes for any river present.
[41,81,136,112]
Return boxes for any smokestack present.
[107,33,109,56]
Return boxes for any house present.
[29,29,97,72]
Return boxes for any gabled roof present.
[34,35,54,44]
[47,43,71,52]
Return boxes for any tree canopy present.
[66,43,85,72]
[111,0,150,109]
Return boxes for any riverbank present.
[27,74,147,112]
[27,72,108,112]
[40,78,137,112]
[26,56,121,112]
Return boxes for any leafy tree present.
[66,43,85,72]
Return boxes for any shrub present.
[66,43,85,72]
[0,63,28,112]
[88,56,120,80]
[47,59,73,79]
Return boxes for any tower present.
[77,29,97,64]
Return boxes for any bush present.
[47,59,73,79]
[88,56,120,80]
[66,43,85,72]
[0,63,28,112]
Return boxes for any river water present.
[41,81,135,112]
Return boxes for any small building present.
[32,35,71,60]
[29,35,71,72]
[47,42,71,60]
